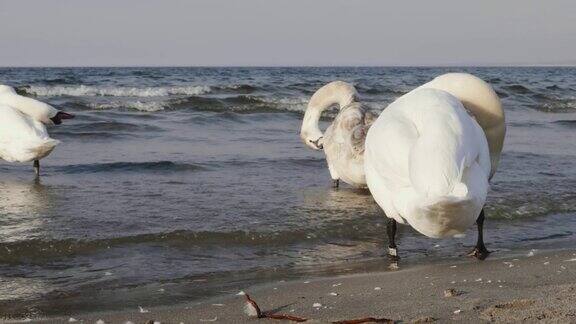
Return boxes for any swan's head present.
[301,130,324,150]
[300,103,325,150]
[49,111,75,125]
[0,84,75,126]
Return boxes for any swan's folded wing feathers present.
[366,109,417,190]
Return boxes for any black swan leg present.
[34,160,40,177]
[468,209,490,260]
[387,218,399,261]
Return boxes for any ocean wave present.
[355,84,406,96]
[60,121,163,133]
[213,84,258,93]
[19,85,212,97]
[0,223,375,263]
[540,98,576,112]
[546,85,564,91]
[50,121,163,139]
[502,84,534,94]
[18,83,262,98]
[0,231,279,263]
[56,161,207,174]
[45,157,325,175]
[86,100,173,112]
[553,120,576,127]
[223,95,308,113]
[76,95,310,113]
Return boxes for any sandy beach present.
[30,249,576,323]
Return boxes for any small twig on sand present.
[332,318,394,324]
[241,291,307,322]
[240,291,393,323]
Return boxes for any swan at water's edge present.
[0,85,74,176]
[300,81,376,188]
[364,73,505,260]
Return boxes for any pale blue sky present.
[0,0,574,66]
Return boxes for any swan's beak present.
[308,137,324,150]
[50,111,75,125]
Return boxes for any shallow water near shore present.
[0,67,575,318]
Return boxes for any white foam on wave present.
[26,85,211,97]
[265,97,308,112]
[84,96,310,113]
[261,97,382,115]
[543,98,576,111]
[87,100,169,112]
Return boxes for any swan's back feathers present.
[0,85,58,125]
[0,105,59,162]
[419,73,505,178]
[406,90,489,198]
[365,88,490,238]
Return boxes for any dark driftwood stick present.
[243,292,307,322]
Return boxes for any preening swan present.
[300,81,376,188]
[0,85,74,176]
[364,73,505,260]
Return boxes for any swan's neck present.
[421,73,505,177]
[301,104,325,144]
[300,81,358,148]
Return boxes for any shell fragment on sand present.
[443,288,462,297]
[138,306,150,313]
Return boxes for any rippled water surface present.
[0,67,575,318]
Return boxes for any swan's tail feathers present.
[1,138,59,162]
[414,195,480,238]
[31,138,60,160]
[409,161,489,238]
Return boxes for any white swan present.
[0,85,74,175]
[300,81,376,188]
[364,73,505,260]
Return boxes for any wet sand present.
[32,249,576,323]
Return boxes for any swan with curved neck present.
[301,81,376,188]
[0,85,74,176]
[364,73,505,260]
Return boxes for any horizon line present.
[1,64,575,69]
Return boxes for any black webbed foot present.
[388,247,400,262]
[467,246,490,260]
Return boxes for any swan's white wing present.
[365,89,490,238]
[365,101,417,223]
[0,104,59,162]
